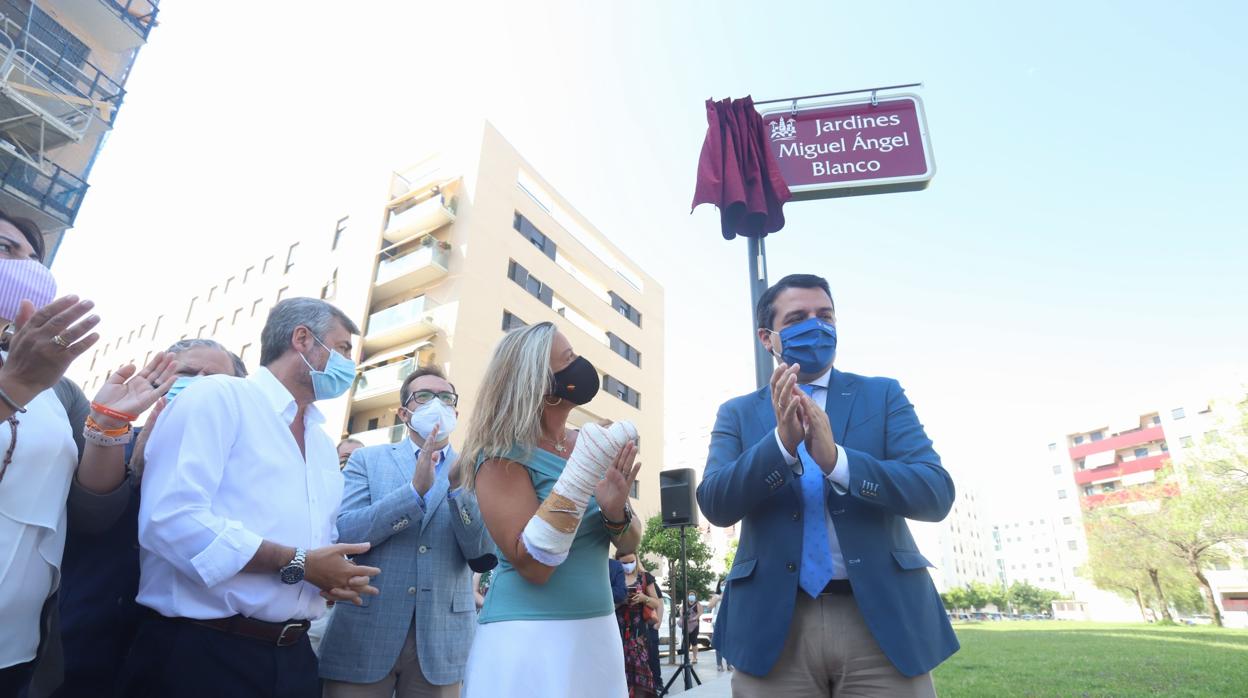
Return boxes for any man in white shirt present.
[119,297,382,698]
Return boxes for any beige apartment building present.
[70,123,665,517]
[0,0,159,259]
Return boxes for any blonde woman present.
[460,322,642,698]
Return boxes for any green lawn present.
[933,621,1248,697]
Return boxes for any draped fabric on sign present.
[691,96,792,240]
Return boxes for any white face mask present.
[688,595,697,604]
[622,562,637,573]
[407,398,457,440]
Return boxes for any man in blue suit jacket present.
[320,367,493,697]
[697,274,957,697]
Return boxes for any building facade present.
[927,487,995,593]
[0,0,159,259]
[70,123,665,519]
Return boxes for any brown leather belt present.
[179,615,311,647]
[820,579,854,595]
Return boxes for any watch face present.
[280,565,305,585]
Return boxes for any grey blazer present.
[318,441,492,685]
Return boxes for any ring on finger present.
[52,334,70,348]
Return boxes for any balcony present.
[388,156,456,205]
[1069,425,1165,460]
[374,243,450,301]
[383,193,456,243]
[364,296,441,354]
[0,150,87,227]
[44,0,160,50]
[1074,453,1170,486]
[352,357,416,412]
[1083,481,1179,509]
[349,423,406,448]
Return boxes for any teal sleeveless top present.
[476,445,613,622]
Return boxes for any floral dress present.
[615,574,658,697]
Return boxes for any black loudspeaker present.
[660,468,699,527]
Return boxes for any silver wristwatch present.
[280,548,307,585]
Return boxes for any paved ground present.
[657,650,733,696]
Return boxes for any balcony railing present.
[363,296,444,354]
[374,243,450,300]
[0,6,126,116]
[0,150,87,225]
[100,0,161,41]
[368,296,427,336]
[353,358,415,411]
[1069,425,1165,460]
[349,424,406,448]
[384,194,456,243]
[1073,453,1169,486]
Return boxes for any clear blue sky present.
[54,1,1248,517]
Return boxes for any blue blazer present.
[319,442,493,685]
[697,369,958,678]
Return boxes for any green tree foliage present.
[1007,582,1062,615]
[723,538,738,572]
[638,514,716,608]
[1085,508,1194,622]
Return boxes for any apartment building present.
[928,487,995,593]
[70,122,665,518]
[0,0,159,259]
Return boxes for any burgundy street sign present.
[760,94,935,200]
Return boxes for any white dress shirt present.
[773,367,851,579]
[137,367,344,622]
[0,377,76,667]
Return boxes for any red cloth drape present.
[691,96,792,240]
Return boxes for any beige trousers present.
[323,627,460,698]
[731,593,937,698]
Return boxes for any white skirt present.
[463,613,626,698]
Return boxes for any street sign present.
[761,93,935,200]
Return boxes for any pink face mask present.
[0,258,57,323]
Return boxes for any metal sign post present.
[748,236,771,391]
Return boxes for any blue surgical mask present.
[772,317,837,374]
[165,375,200,404]
[300,336,356,401]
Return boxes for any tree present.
[1085,509,1188,622]
[638,515,716,603]
[963,581,992,612]
[940,587,969,613]
[987,583,1010,612]
[1007,582,1061,615]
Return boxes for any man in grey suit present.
[320,366,493,697]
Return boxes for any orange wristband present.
[86,415,132,438]
[90,402,138,423]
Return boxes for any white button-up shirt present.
[137,367,344,621]
[773,367,851,579]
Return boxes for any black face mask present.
[550,356,600,406]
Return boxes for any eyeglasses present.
[408,390,458,407]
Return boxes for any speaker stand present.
[661,524,701,695]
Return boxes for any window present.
[21,6,89,73]
[602,375,640,408]
[1152,415,1161,425]
[277,287,289,302]
[232,308,243,325]
[1090,431,1103,442]
[1172,407,1186,420]
[186,296,198,322]
[263,256,275,273]
[1204,430,1221,444]
[1180,436,1194,448]
[1068,540,1078,551]
[367,417,379,431]
[629,481,639,499]
[153,315,162,337]
[212,317,223,336]
[240,344,251,362]
[1083,485,1093,496]
[332,216,349,250]
[244,266,255,283]
[1057,489,1068,499]
[89,350,97,370]
[1073,435,1085,445]
[514,212,557,260]
[251,298,264,317]
[197,325,207,338]
[501,310,527,332]
[1052,464,1062,474]
[609,291,642,327]
[1134,448,1149,458]
[607,332,641,367]
[285,243,299,273]
[1048,442,1057,451]
[321,268,338,300]
[143,351,152,365]
[507,260,553,306]
[1102,482,1116,492]
[225,276,235,294]
[207,285,217,302]
[1062,516,1072,525]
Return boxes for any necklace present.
[543,429,569,454]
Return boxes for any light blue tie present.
[797,384,835,598]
